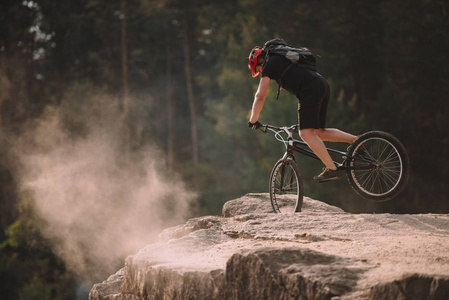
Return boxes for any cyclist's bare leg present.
[300,129,337,170]
[314,128,357,144]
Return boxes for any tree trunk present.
[166,23,176,169]
[120,0,131,164]
[182,4,199,165]
[120,0,129,116]
[347,0,382,119]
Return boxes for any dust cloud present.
[14,97,197,285]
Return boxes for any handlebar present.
[256,124,300,147]
[259,124,299,134]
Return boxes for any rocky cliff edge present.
[89,193,449,299]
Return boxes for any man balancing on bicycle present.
[247,39,358,182]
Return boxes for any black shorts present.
[297,76,330,130]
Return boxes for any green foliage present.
[18,276,52,300]
[0,194,77,300]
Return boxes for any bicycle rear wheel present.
[346,131,410,202]
[269,157,304,213]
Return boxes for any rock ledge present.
[90,193,449,299]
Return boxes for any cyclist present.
[247,42,358,182]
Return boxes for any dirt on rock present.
[90,193,449,300]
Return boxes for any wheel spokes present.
[272,163,299,212]
[351,138,403,196]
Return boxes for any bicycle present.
[258,124,410,213]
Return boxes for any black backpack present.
[263,38,317,71]
[263,39,318,99]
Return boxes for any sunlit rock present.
[90,193,449,299]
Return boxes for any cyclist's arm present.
[249,76,270,123]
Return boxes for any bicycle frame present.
[261,124,377,171]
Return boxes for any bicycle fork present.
[279,163,286,193]
[279,144,295,194]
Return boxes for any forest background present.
[1,0,448,299]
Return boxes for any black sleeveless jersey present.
[261,54,322,97]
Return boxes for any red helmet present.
[248,46,264,77]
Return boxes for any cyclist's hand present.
[248,121,262,129]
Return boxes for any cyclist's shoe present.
[313,168,341,182]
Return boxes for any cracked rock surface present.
[89,193,449,299]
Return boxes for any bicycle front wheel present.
[269,157,304,213]
[346,131,410,202]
